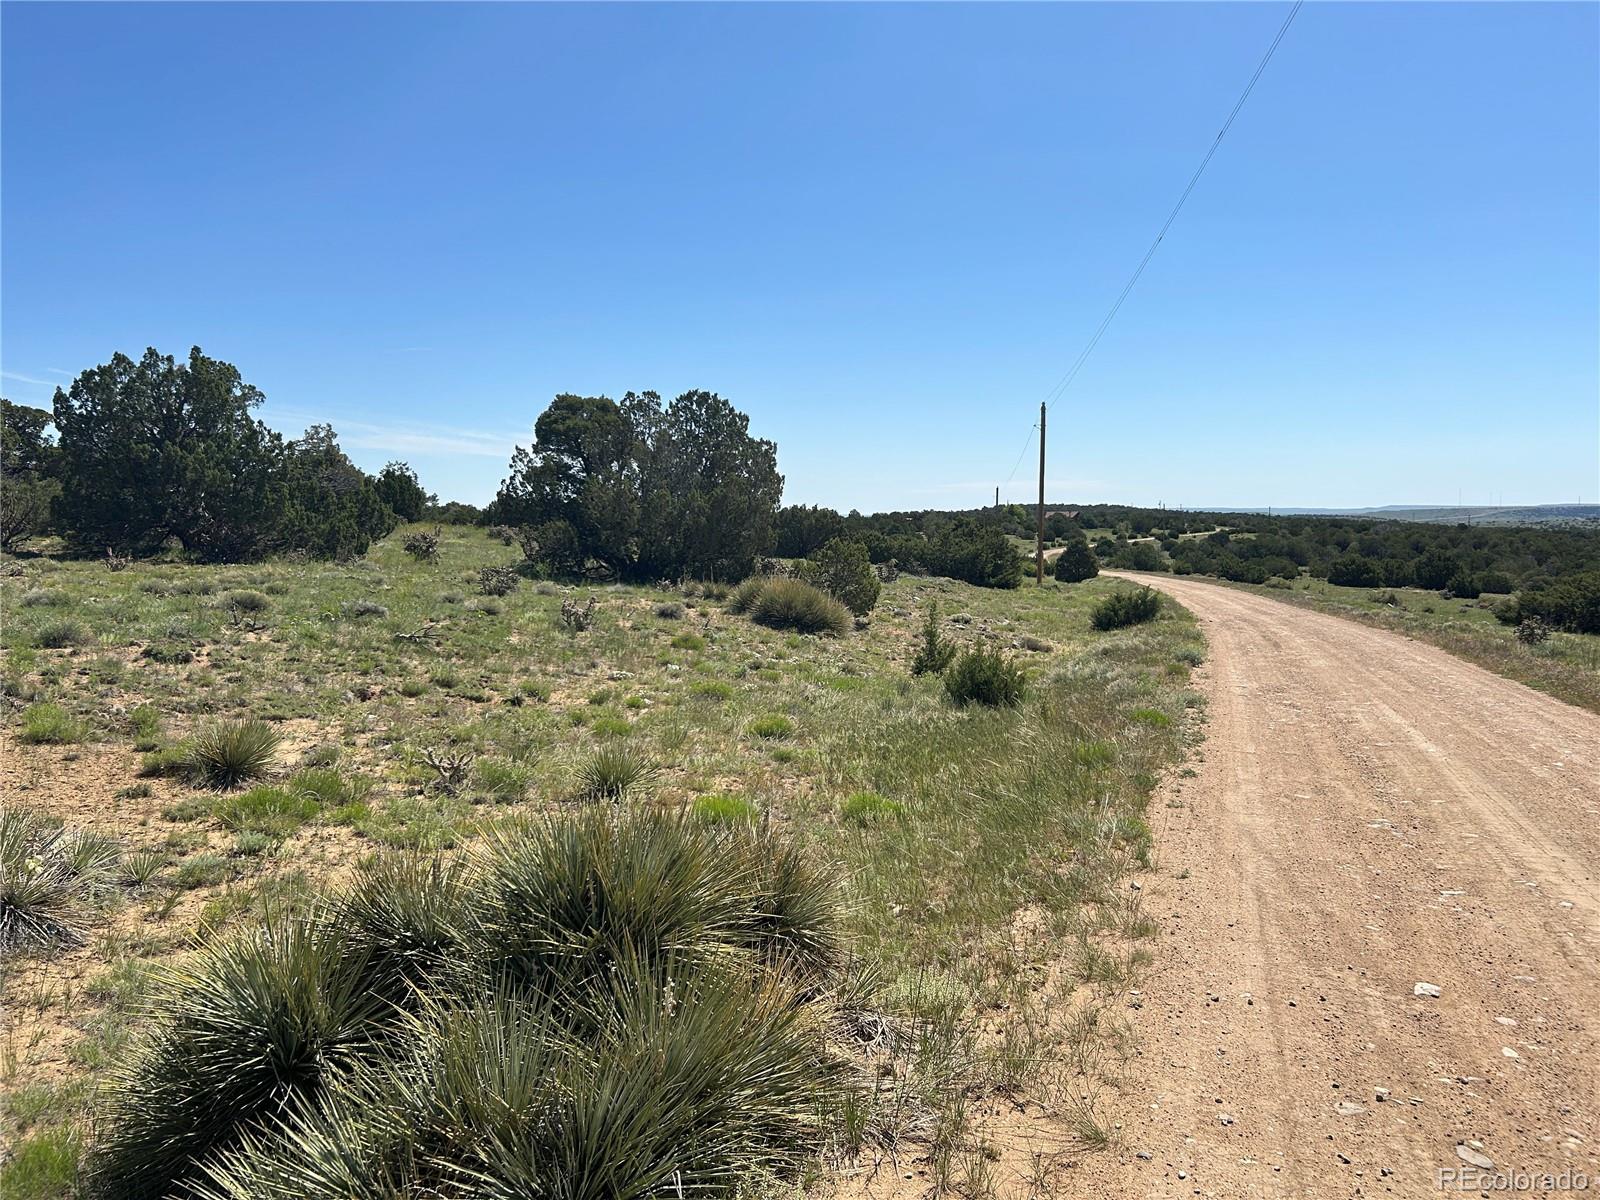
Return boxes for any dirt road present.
[1085,573,1599,1198]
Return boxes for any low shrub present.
[186,719,282,790]
[802,538,880,616]
[142,641,195,665]
[943,647,1026,708]
[654,601,685,619]
[910,601,957,676]
[749,579,851,636]
[222,590,271,613]
[477,565,519,596]
[341,599,389,619]
[672,632,706,651]
[19,588,65,607]
[403,528,440,560]
[35,620,91,649]
[1514,570,1600,634]
[1089,586,1161,631]
[1515,616,1552,646]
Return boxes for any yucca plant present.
[749,578,851,636]
[725,577,768,614]
[1,807,117,954]
[186,719,282,790]
[471,809,750,995]
[575,744,659,802]
[336,854,470,1005]
[86,916,383,1200]
[726,830,844,985]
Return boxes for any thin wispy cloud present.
[263,407,529,459]
[1,370,61,388]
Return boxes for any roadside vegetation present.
[0,525,1203,1196]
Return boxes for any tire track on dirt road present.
[1080,573,1599,1198]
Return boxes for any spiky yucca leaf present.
[575,744,659,802]
[337,854,470,1005]
[86,916,383,1200]
[471,809,753,996]
[0,807,117,955]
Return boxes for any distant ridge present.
[1220,504,1600,527]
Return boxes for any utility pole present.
[1035,402,1046,585]
[995,486,999,509]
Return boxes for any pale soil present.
[1081,573,1599,1198]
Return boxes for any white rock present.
[1414,982,1442,998]
[1456,1144,1494,1169]
[1336,1101,1366,1116]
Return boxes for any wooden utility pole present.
[1035,402,1046,585]
[995,486,999,509]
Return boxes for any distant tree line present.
[1,348,434,560]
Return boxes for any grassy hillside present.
[0,527,1203,1196]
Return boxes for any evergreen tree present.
[52,348,285,560]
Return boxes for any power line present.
[1000,421,1038,492]
[1041,1,1304,408]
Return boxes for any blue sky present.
[3,2,1596,511]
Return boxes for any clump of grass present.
[1129,707,1172,728]
[35,619,92,649]
[840,791,906,826]
[575,744,660,802]
[473,758,531,803]
[671,632,706,651]
[214,786,319,841]
[689,679,734,701]
[748,578,851,636]
[691,793,760,825]
[341,599,389,619]
[138,746,189,778]
[943,647,1026,708]
[170,853,234,890]
[1070,739,1115,769]
[1090,586,1161,631]
[1,808,119,954]
[0,1127,83,1199]
[288,767,371,809]
[185,719,281,790]
[19,702,85,744]
[591,715,632,739]
[19,588,66,607]
[749,713,794,740]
